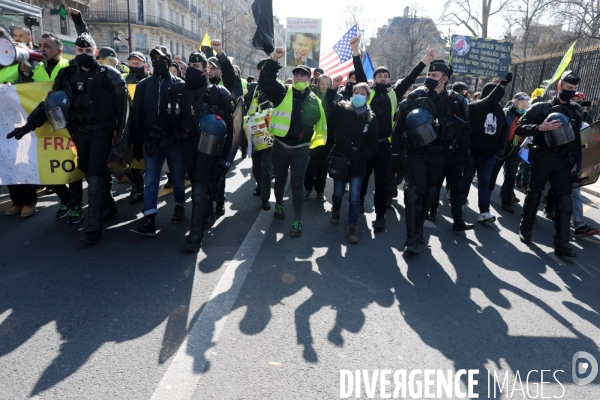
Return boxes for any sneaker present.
[347,223,358,243]
[477,212,496,223]
[330,208,341,225]
[215,201,225,217]
[80,231,102,244]
[501,203,515,213]
[55,203,71,219]
[171,205,185,224]
[304,189,311,200]
[5,205,22,216]
[445,190,451,200]
[21,204,36,217]
[511,193,520,203]
[262,199,271,210]
[129,191,143,204]
[164,180,173,189]
[290,218,302,237]
[274,203,285,219]
[574,226,600,239]
[67,204,83,224]
[404,244,419,255]
[130,215,156,237]
[316,192,326,202]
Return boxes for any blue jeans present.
[462,155,496,213]
[143,136,186,216]
[332,176,363,223]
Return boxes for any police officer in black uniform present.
[516,71,583,257]
[146,51,234,252]
[6,33,128,244]
[392,60,471,255]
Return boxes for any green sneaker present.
[290,218,302,237]
[67,204,83,224]
[274,203,285,219]
[55,202,70,219]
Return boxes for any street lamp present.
[113,0,133,52]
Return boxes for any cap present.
[188,51,207,63]
[560,70,581,85]
[208,57,221,69]
[257,58,268,71]
[581,101,592,107]
[75,33,95,48]
[452,82,468,93]
[98,47,117,59]
[128,51,145,63]
[313,68,324,75]
[150,45,172,62]
[292,65,311,76]
[428,60,452,76]
[573,91,585,100]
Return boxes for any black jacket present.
[469,85,509,156]
[258,59,321,146]
[326,88,379,177]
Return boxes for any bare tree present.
[439,0,513,38]
[503,0,555,60]
[339,4,375,55]
[554,0,600,45]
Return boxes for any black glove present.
[7,124,33,140]
[145,133,161,159]
[463,150,473,168]
[133,143,144,161]
[500,72,513,86]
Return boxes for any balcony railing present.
[173,0,190,9]
[86,11,201,41]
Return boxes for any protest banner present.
[449,36,513,80]
[285,17,322,68]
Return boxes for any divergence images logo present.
[453,36,470,57]
[572,351,598,385]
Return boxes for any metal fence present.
[509,47,600,122]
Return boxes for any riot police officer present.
[145,51,234,252]
[516,71,584,257]
[6,33,128,244]
[392,60,471,255]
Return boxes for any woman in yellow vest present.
[258,47,327,237]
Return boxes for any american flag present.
[319,25,359,83]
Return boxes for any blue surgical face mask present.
[351,94,366,108]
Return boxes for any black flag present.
[251,0,274,55]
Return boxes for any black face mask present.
[559,89,576,102]
[209,75,220,84]
[129,66,146,81]
[185,66,207,85]
[152,60,169,77]
[424,77,442,90]
[75,54,97,69]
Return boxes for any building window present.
[181,15,185,28]
[108,0,117,12]
[181,45,184,58]
[137,0,144,22]
[60,18,69,35]
[136,33,147,51]
[170,41,174,53]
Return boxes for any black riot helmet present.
[45,90,71,131]
[544,112,575,147]
[405,107,437,147]
[197,114,228,156]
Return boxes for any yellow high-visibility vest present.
[368,88,398,130]
[31,58,70,82]
[0,64,19,84]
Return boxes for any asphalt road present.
[1,157,599,400]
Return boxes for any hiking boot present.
[574,226,600,239]
[183,236,203,252]
[5,205,22,216]
[501,202,515,213]
[67,204,83,224]
[130,214,157,237]
[511,193,520,203]
[543,208,555,221]
[129,191,143,204]
[55,202,70,219]
[274,203,285,219]
[80,230,102,244]
[171,205,185,224]
[262,199,271,210]
[330,208,341,225]
[453,220,474,231]
[21,204,36,217]
[290,218,302,237]
[215,201,225,217]
[304,189,311,200]
[477,212,496,223]
[347,223,358,244]
[317,192,326,202]
[372,214,385,231]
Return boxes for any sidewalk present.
[581,178,600,199]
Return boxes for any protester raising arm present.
[257,47,288,107]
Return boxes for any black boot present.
[553,194,576,257]
[82,175,105,243]
[372,214,386,231]
[520,191,542,244]
[130,214,156,237]
[403,186,420,253]
[453,219,474,231]
[184,185,208,252]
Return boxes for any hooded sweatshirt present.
[469,83,509,157]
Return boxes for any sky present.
[272,0,507,51]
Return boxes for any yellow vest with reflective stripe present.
[268,86,327,148]
[32,58,70,82]
[0,64,19,84]
[368,88,398,130]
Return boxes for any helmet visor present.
[46,107,68,131]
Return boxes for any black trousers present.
[304,142,332,194]
[431,151,465,221]
[360,141,392,215]
[51,180,84,207]
[8,185,37,206]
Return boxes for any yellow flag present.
[199,32,211,50]
[542,41,576,95]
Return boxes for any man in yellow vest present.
[259,46,326,237]
[351,36,434,231]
